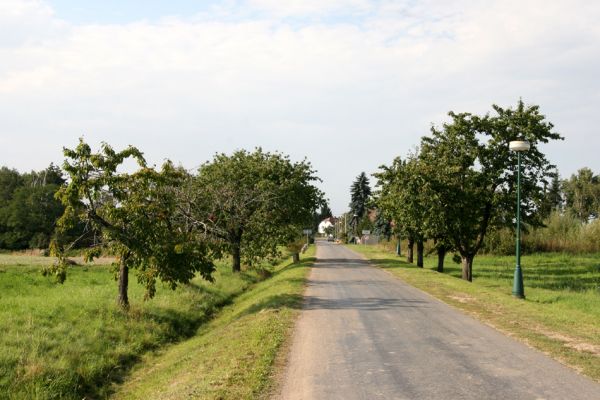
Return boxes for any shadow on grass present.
[90,300,233,399]
[239,293,305,316]
[469,264,600,291]
[95,257,317,400]
[278,257,316,272]
[367,252,600,293]
[225,257,316,321]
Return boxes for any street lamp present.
[509,140,530,299]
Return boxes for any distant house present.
[318,217,335,234]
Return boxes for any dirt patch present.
[535,328,600,357]
[447,294,476,304]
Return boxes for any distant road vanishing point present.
[276,241,600,400]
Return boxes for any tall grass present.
[526,213,600,253]
[0,253,286,400]
[484,212,600,254]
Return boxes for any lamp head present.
[509,140,530,152]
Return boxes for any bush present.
[482,228,516,255]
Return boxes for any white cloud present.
[247,0,373,17]
[0,0,65,47]
[1,0,599,213]
[0,0,52,18]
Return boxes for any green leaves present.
[0,165,65,250]
[563,168,600,222]
[187,149,323,272]
[52,140,217,304]
[375,100,563,280]
[349,172,372,221]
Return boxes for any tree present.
[50,139,216,307]
[563,168,599,222]
[373,209,392,241]
[420,100,562,281]
[324,225,335,236]
[375,158,410,261]
[319,203,333,220]
[186,149,323,273]
[374,156,429,266]
[0,167,23,204]
[0,165,65,250]
[539,170,563,219]
[400,157,430,267]
[416,157,455,273]
[0,167,24,248]
[3,184,64,249]
[349,172,372,234]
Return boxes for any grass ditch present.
[111,246,314,400]
[347,244,600,382]
[0,249,312,400]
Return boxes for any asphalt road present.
[276,241,600,400]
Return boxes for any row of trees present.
[369,100,563,281]
[345,165,600,256]
[42,140,323,307]
[0,165,69,250]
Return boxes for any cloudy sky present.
[1,0,599,213]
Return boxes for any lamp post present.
[509,140,530,299]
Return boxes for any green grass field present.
[0,250,309,400]
[347,244,600,382]
[111,246,314,400]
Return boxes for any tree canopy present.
[0,164,65,250]
[375,100,563,281]
[420,100,562,280]
[375,154,449,267]
[563,168,600,222]
[349,172,372,235]
[50,139,216,307]
[184,149,323,272]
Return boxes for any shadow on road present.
[316,258,370,266]
[304,296,429,310]
[307,279,395,287]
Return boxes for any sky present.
[1,0,599,214]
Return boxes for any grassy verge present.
[111,246,315,400]
[347,244,600,382]
[0,252,299,400]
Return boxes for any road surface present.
[276,241,600,400]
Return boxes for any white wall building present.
[318,217,334,234]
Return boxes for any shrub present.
[482,227,516,255]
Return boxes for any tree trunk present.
[117,258,129,308]
[436,245,446,273]
[461,254,473,282]
[232,242,241,272]
[292,252,300,263]
[407,238,414,263]
[416,239,424,268]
